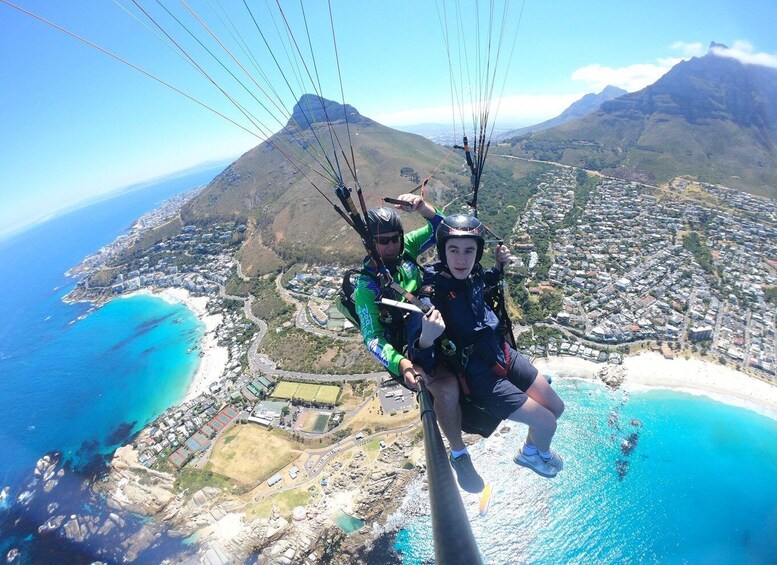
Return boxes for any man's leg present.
[422,364,484,493]
[507,398,564,477]
[506,398,557,451]
[524,372,565,419]
[423,365,465,451]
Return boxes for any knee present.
[554,398,565,420]
[429,377,460,406]
[543,410,558,434]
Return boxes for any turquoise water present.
[394,379,777,564]
[0,167,221,561]
[46,294,204,462]
[333,510,366,533]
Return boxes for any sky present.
[2,0,776,239]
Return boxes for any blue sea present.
[390,380,777,564]
[0,165,225,563]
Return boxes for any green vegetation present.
[764,286,777,305]
[174,467,233,494]
[506,275,563,323]
[246,489,313,520]
[561,170,598,228]
[225,273,251,297]
[452,163,545,241]
[271,381,341,405]
[515,325,565,350]
[130,217,184,255]
[262,326,377,374]
[530,229,554,281]
[682,231,715,274]
[248,275,295,325]
[350,380,372,396]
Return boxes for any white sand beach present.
[535,352,777,420]
[122,288,229,403]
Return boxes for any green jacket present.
[353,210,444,376]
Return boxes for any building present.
[308,302,328,327]
[689,325,713,342]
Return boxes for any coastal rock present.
[597,365,626,389]
[63,515,88,543]
[97,518,115,536]
[102,445,175,515]
[38,515,65,533]
[266,516,290,540]
[122,521,166,563]
[109,512,126,528]
[34,454,60,481]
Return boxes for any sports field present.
[296,408,332,433]
[209,424,301,484]
[272,380,341,405]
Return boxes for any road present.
[219,267,385,382]
[275,272,355,342]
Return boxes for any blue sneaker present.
[543,448,564,472]
[513,448,559,478]
[449,452,485,493]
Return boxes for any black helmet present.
[366,207,404,257]
[436,214,486,265]
[366,207,403,236]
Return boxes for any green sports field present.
[272,381,341,405]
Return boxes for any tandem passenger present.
[408,214,565,478]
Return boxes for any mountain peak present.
[289,94,365,131]
[600,85,628,97]
[708,41,729,53]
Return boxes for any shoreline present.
[120,288,228,403]
[534,352,777,420]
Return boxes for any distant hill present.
[181,96,461,273]
[501,85,627,137]
[507,44,777,198]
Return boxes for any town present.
[285,170,777,378]
[68,165,776,481]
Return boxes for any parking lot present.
[377,381,415,413]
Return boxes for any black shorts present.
[465,349,539,420]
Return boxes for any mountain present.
[181,96,459,274]
[290,93,365,130]
[507,44,777,198]
[502,85,627,137]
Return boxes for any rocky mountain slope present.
[181,96,462,273]
[508,44,777,198]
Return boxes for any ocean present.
[389,379,777,564]
[0,166,224,563]
[2,165,777,564]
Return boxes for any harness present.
[422,266,513,396]
[369,252,423,350]
[338,251,427,379]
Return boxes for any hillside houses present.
[516,170,776,379]
[109,222,240,295]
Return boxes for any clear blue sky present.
[2,0,775,239]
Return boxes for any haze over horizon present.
[2,0,776,238]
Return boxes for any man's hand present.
[392,193,436,220]
[399,360,427,390]
[494,243,512,271]
[419,306,445,349]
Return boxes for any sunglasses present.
[374,234,401,245]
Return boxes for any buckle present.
[461,345,473,368]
